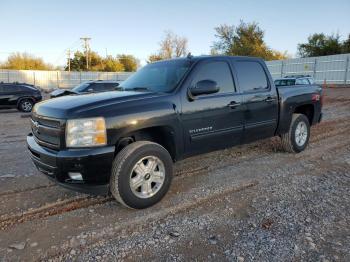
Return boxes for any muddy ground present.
[0,88,349,261]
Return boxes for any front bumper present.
[27,133,114,195]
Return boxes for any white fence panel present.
[0,70,133,90]
[266,53,350,84]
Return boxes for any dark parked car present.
[50,80,121,98]
[27,56,323,209]
[274,75,315,87]
[0,82,42,112]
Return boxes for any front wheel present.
[110,141,173,209]
[280,113,310,153]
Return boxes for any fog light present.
[68,172,83,181]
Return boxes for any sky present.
[1,0,349,66]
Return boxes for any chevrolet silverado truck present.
[27,56,323,209]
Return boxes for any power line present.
[66,49,71,71]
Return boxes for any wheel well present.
[115,126,177,161]
[294,104,314,125]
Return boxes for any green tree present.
[0,52,53,70]
[103,55,124,72]
[212,21,287,61]
[117,54,138,72]
[298,33,343,57]
[66,51,124,72]
[147,31,188,62]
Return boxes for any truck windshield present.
[120,60,191,93]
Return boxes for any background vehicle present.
[274,75,316,87]
[0,82,42,112]
[27,56,323,209]
[50,80,121,98]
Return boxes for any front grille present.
[31,114,65,150]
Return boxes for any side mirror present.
[87,88,94,92]
[189,80,219,97]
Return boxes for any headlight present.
[66,117,107,147]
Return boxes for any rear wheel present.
[18,99,34,112]
[281,113,310,153]
[110,141,173,209]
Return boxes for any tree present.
[103,55,125,72]
[147,53,164,63]
[0,52,53,70]
[342,34,350,53]
[66,51,124,72]
[297,33,343,57]
[117,54,139,72]
[212,21,287,61]
[147,31,188,62]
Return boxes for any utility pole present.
[80,37,91,70]
[66,49,71,72]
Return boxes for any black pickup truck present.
[27,56,323,209]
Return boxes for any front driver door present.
[181,59,244,157]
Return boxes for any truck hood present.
[33,90,159,119]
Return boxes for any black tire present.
[281,113,310,153]
[18,98,34,112]
[110,141,173,209]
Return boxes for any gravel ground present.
[0,87,349,261]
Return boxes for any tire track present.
[1,115,350,231]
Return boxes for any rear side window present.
[234,61,268,92]
[191,61,235,94]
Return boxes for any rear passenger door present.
[232,60,278,143]
[181,58,244,156]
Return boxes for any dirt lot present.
[0,88,350,261]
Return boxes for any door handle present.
[228,101,241,108]
[265,97,276,103]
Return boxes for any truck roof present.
[153,55,265,64]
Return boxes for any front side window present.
[121,60,191,93]
[275,79,295,86]
[235,61,268,93]
[72,82,90,92]
[190,61,235,94]
[307,78,315,84]
[296,78,309,85]
[89,83,109,92]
